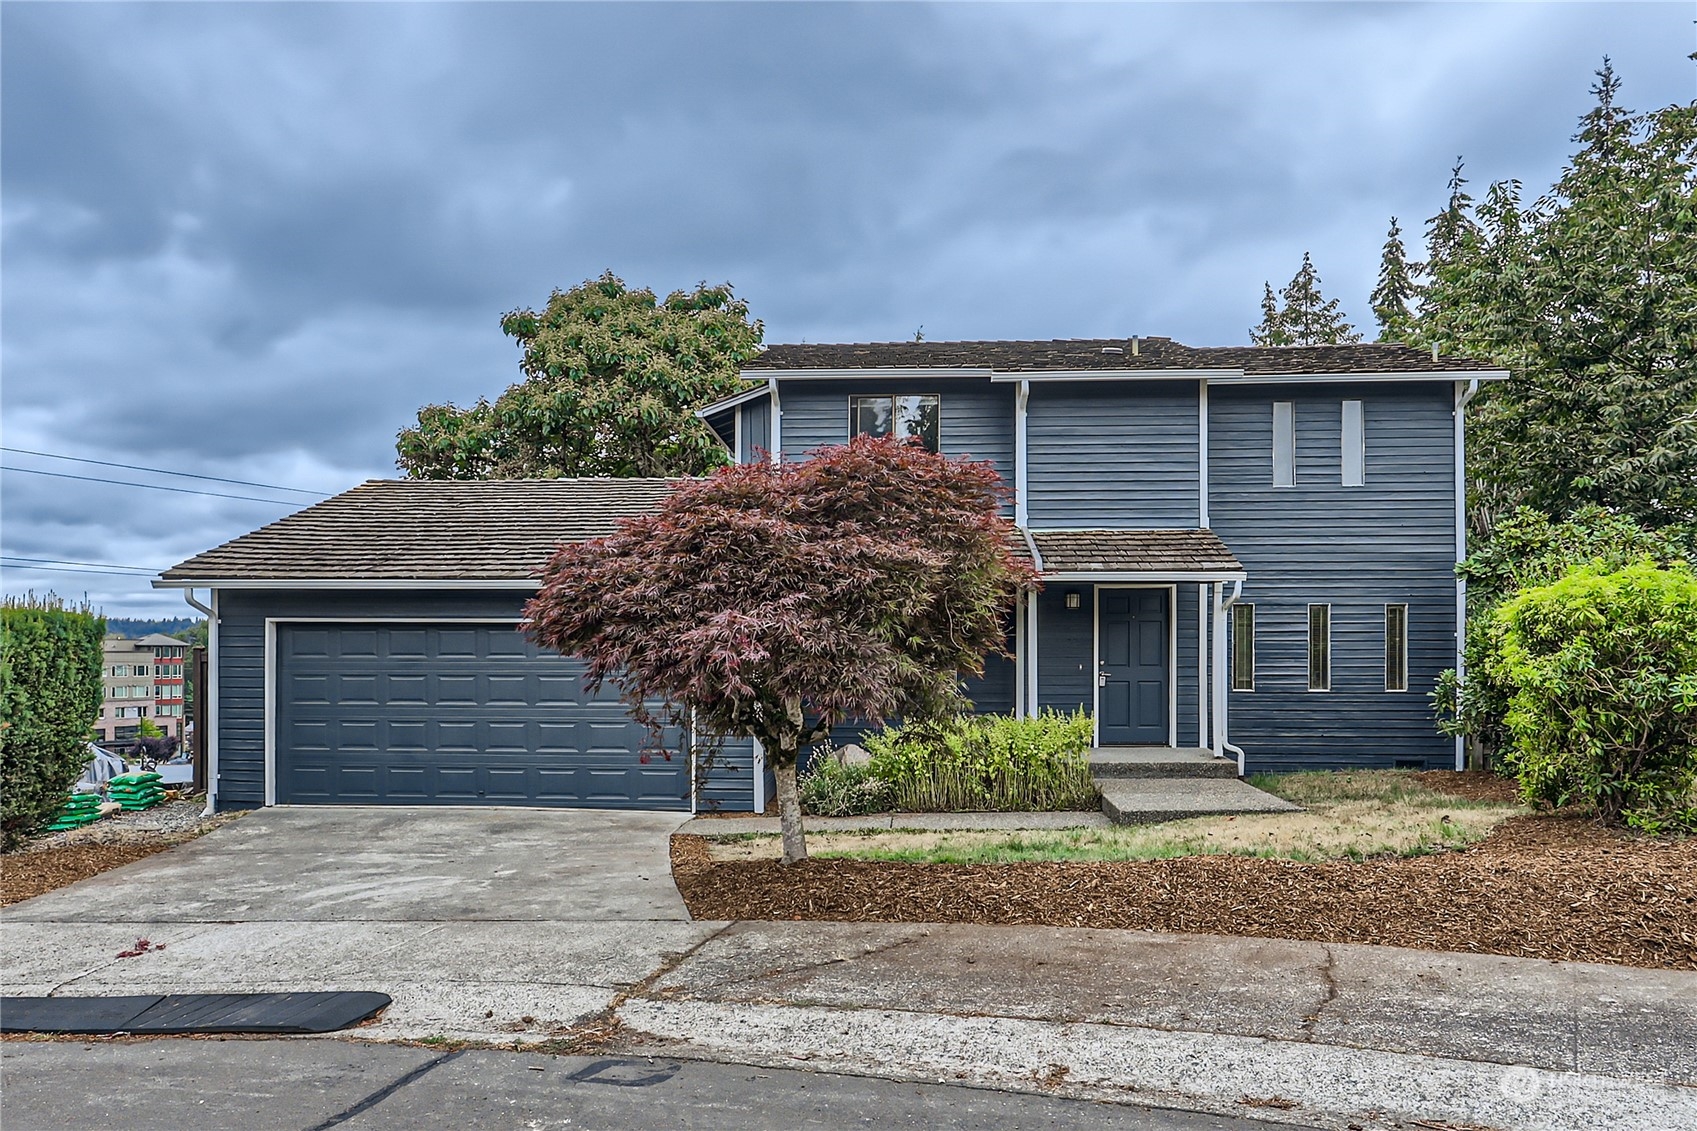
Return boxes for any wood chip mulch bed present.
[1,842,178,907]
[672,815,1697,970]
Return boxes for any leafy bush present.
[1487,561,1697,833]
[1,595,106,849]
[864,709,1098,812]
[798,749,896,817]
[1436,506,1694,760]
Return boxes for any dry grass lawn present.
[704,770,1528,864]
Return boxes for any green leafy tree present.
[1488,561,1697,833]
[1369,217,1419,342]
[0,594,106,848]
[1252,254,1360,346]
[1416,64,1697,535]
[398,272,763,479]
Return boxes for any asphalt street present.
[0,1039,1288,1131]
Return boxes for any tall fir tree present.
[1249,281,1291,345]
[1369,217,1419,342]
[1274,253,1362,345]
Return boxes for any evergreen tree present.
[1249,282,1290,346]
[1412,62,1697,533]
[1369,217,1419,342]
[1275,253,1362,345]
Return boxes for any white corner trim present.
[1014,379,1029,527]
[263,620,277,806]
[768,377,782,464]
[1198,379,1210,528]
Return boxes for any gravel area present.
[14,799,234,852]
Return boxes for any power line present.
[0,561,160,578]
[1,555,159,574]
[0,465,308,505]
[1,446,325,496]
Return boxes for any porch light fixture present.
[1065,590,1082,610]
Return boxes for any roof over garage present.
[156,479,679,585]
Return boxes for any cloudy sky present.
[2,2,1691,617]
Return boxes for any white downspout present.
[1197,582,1209,751]
[183,588,218,816]
[1014,379,1029,527]
[1453,377,1481,771]
[1014,592,1027,718]
[1025,589,1039,719]
[1214,579,1246,774]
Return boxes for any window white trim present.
[1307,603,1332,692]
[847,392,942,453]
[1342,399,1365,487]
[1272,401,1295,487]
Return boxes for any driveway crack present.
[1299,944,1339,1040]
[304,1049,465,1130]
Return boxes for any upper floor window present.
[851,394,939,453]
[1342,400,1365,486]
[1272,401,1295,487]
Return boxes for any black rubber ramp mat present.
[1,992,391,1035]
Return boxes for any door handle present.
[1098,670,1109,687]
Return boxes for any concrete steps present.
[1089,746,1301,825]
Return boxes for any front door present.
[1098,588,1168,745]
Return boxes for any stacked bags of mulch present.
[44,792,105,832]
[107,771,166,812]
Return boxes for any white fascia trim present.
[990,369,1237,383]
[1043,570,1246,583]
[155,578,540,590]
[1207,369,1510,386]
[693,384,773,419]
[742,367,993,380]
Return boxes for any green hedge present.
[1488,561,1697,833]
[860,709,1098,812]
[1,596,106,849]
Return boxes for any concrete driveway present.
[2,806,721,1042]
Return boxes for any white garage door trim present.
[262,617,698,812]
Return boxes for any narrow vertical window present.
[1272,401,1295,487]
[1342,399,1365,486]
[1307,604,1331,691]
[1385,604,1408,692]
[1231,603,1255,691]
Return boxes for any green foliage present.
[863,710,1098,812]
[1486,561,1697,832]
[1251,253,1362,346]
[798,750,896,817]
[135,716,164,740]
[1435,506,1694,755]
[397,272,763,479]
[0,594,106,849]
[1413,65,1697,534]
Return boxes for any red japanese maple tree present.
[524,434,1038,864]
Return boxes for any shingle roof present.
[1031,529,1242,575]
[158,479,680,583]
[744,337,1494,376]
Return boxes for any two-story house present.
[157,338,1503,814]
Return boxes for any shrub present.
[798,749,896,817]
[864,709,1098,812]
[1488,561,1697,833]
[1,595,106,849]
[1436,506,1695,762]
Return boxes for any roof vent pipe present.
[1432,342,1439,362]
[1131,335,1140,356]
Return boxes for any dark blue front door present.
[1098,589,1168,745]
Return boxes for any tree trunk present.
[773,759,807,866]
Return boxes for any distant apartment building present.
[96,633,188,743]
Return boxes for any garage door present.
[276,622,689,809]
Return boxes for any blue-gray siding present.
[1209,383,1457,770]
[213,589,757,810]
[1026,382,1201,528]
[738,397,771,464]
[778,378,1016,494]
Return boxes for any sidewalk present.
[615,921,1697,1131]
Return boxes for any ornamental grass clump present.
[1488,561,1697,834]
[798,749,896,817]
[864,709,1097,812]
